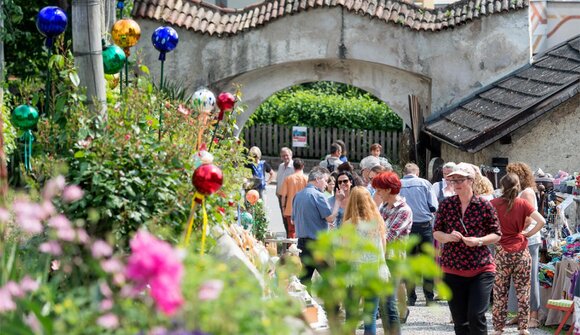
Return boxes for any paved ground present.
[263,184,555,334]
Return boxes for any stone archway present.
[212,58,431,133]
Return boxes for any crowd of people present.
[245,142,547,335]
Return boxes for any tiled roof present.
[131,0,528,36]
[424,35,580,152]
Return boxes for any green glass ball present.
[102,45,126,75]
[11,105,39,130]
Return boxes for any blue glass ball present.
[151,26,179,53]
[36,6,68,37]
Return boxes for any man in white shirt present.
[276,147,294,236]
[431,162,457,203]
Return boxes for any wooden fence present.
[241,124,401,162]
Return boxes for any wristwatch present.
[477,238,483,247]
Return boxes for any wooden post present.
[72,0,107,115]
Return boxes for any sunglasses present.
[448,179,468,185]
[337,179,350,185]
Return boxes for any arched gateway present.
[132,0,531,130]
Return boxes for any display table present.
[540,258,579,326]
[264,238,298,256]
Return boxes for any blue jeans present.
[379,293,401,335]
[408,221,434,303]
[345,289,379,335]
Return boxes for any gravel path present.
[350,289,555,335]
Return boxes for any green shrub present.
[250,82,403,131]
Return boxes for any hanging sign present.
[292,126,307,148]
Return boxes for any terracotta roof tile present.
[131,0,529,36]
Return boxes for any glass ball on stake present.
[102,44,126,75]
[151,26,179,140]
[111,19,141,92]
[192,88,216,150]
[11,105,40,173]
[36,6,67,118]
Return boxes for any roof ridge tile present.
[131,0,528,36]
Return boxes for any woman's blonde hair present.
[249,146,262,160]
[473,175,495,196]
[343,187,384,237]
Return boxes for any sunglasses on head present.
[337,179,350,184]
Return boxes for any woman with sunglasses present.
[433,162,501,335]
[490,173,545,335]
[328,171,354,228]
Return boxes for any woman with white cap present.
[433,162,502,335]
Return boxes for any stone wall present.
[134,6,529,130]
[440,94,580,174]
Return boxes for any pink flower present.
[0,287,16,312]
[101,258,124,273]
[100,282,113,298]
[5,281,24,297]
[24,313,41,333]
[57,227,76,241]
[125,231,184,315]
[42,176,66,199]
[62,185,84,203]
[92,240,113,259]
[124,134,131,141]
[100,299,114,311]
[51,260,61,271]
[12,199,45,234]
[19,276,39,292]
[150,274,184,315]
[76,228,90,244]
[198,279,224,301]
[96,313,119,329]
[0,208,10,222]
[177,104,191,116]
[48,214,70,230]
[39,241,62,256]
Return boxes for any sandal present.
[529,318,541,328]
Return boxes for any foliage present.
[0,185,299,335]
[250,82,403,131]
[308,226,449,335]
[1,96,17,159]
[246,199,268,242]
[1,0,55,78]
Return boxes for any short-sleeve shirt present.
[292,184,332,239]
[434,195,502,277]
[276,161,294,194]
[490,197,535,252]
[280,172,308,216]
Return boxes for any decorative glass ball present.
[11,105,40,130]
[192,164,223,195]
[192,88,216,114]
[36,6,68,37]
[111,19,141,49]
[151,26,179,53]
[102,45,126,74]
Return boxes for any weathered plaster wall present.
[441,94,580,174]
[135,6,529,128]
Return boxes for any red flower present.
[217,207,225,214]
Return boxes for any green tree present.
[250,82,403,131]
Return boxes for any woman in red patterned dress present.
[433,162,502,335]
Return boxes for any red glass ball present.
[216,92,236,112]
[192,164,223,195]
